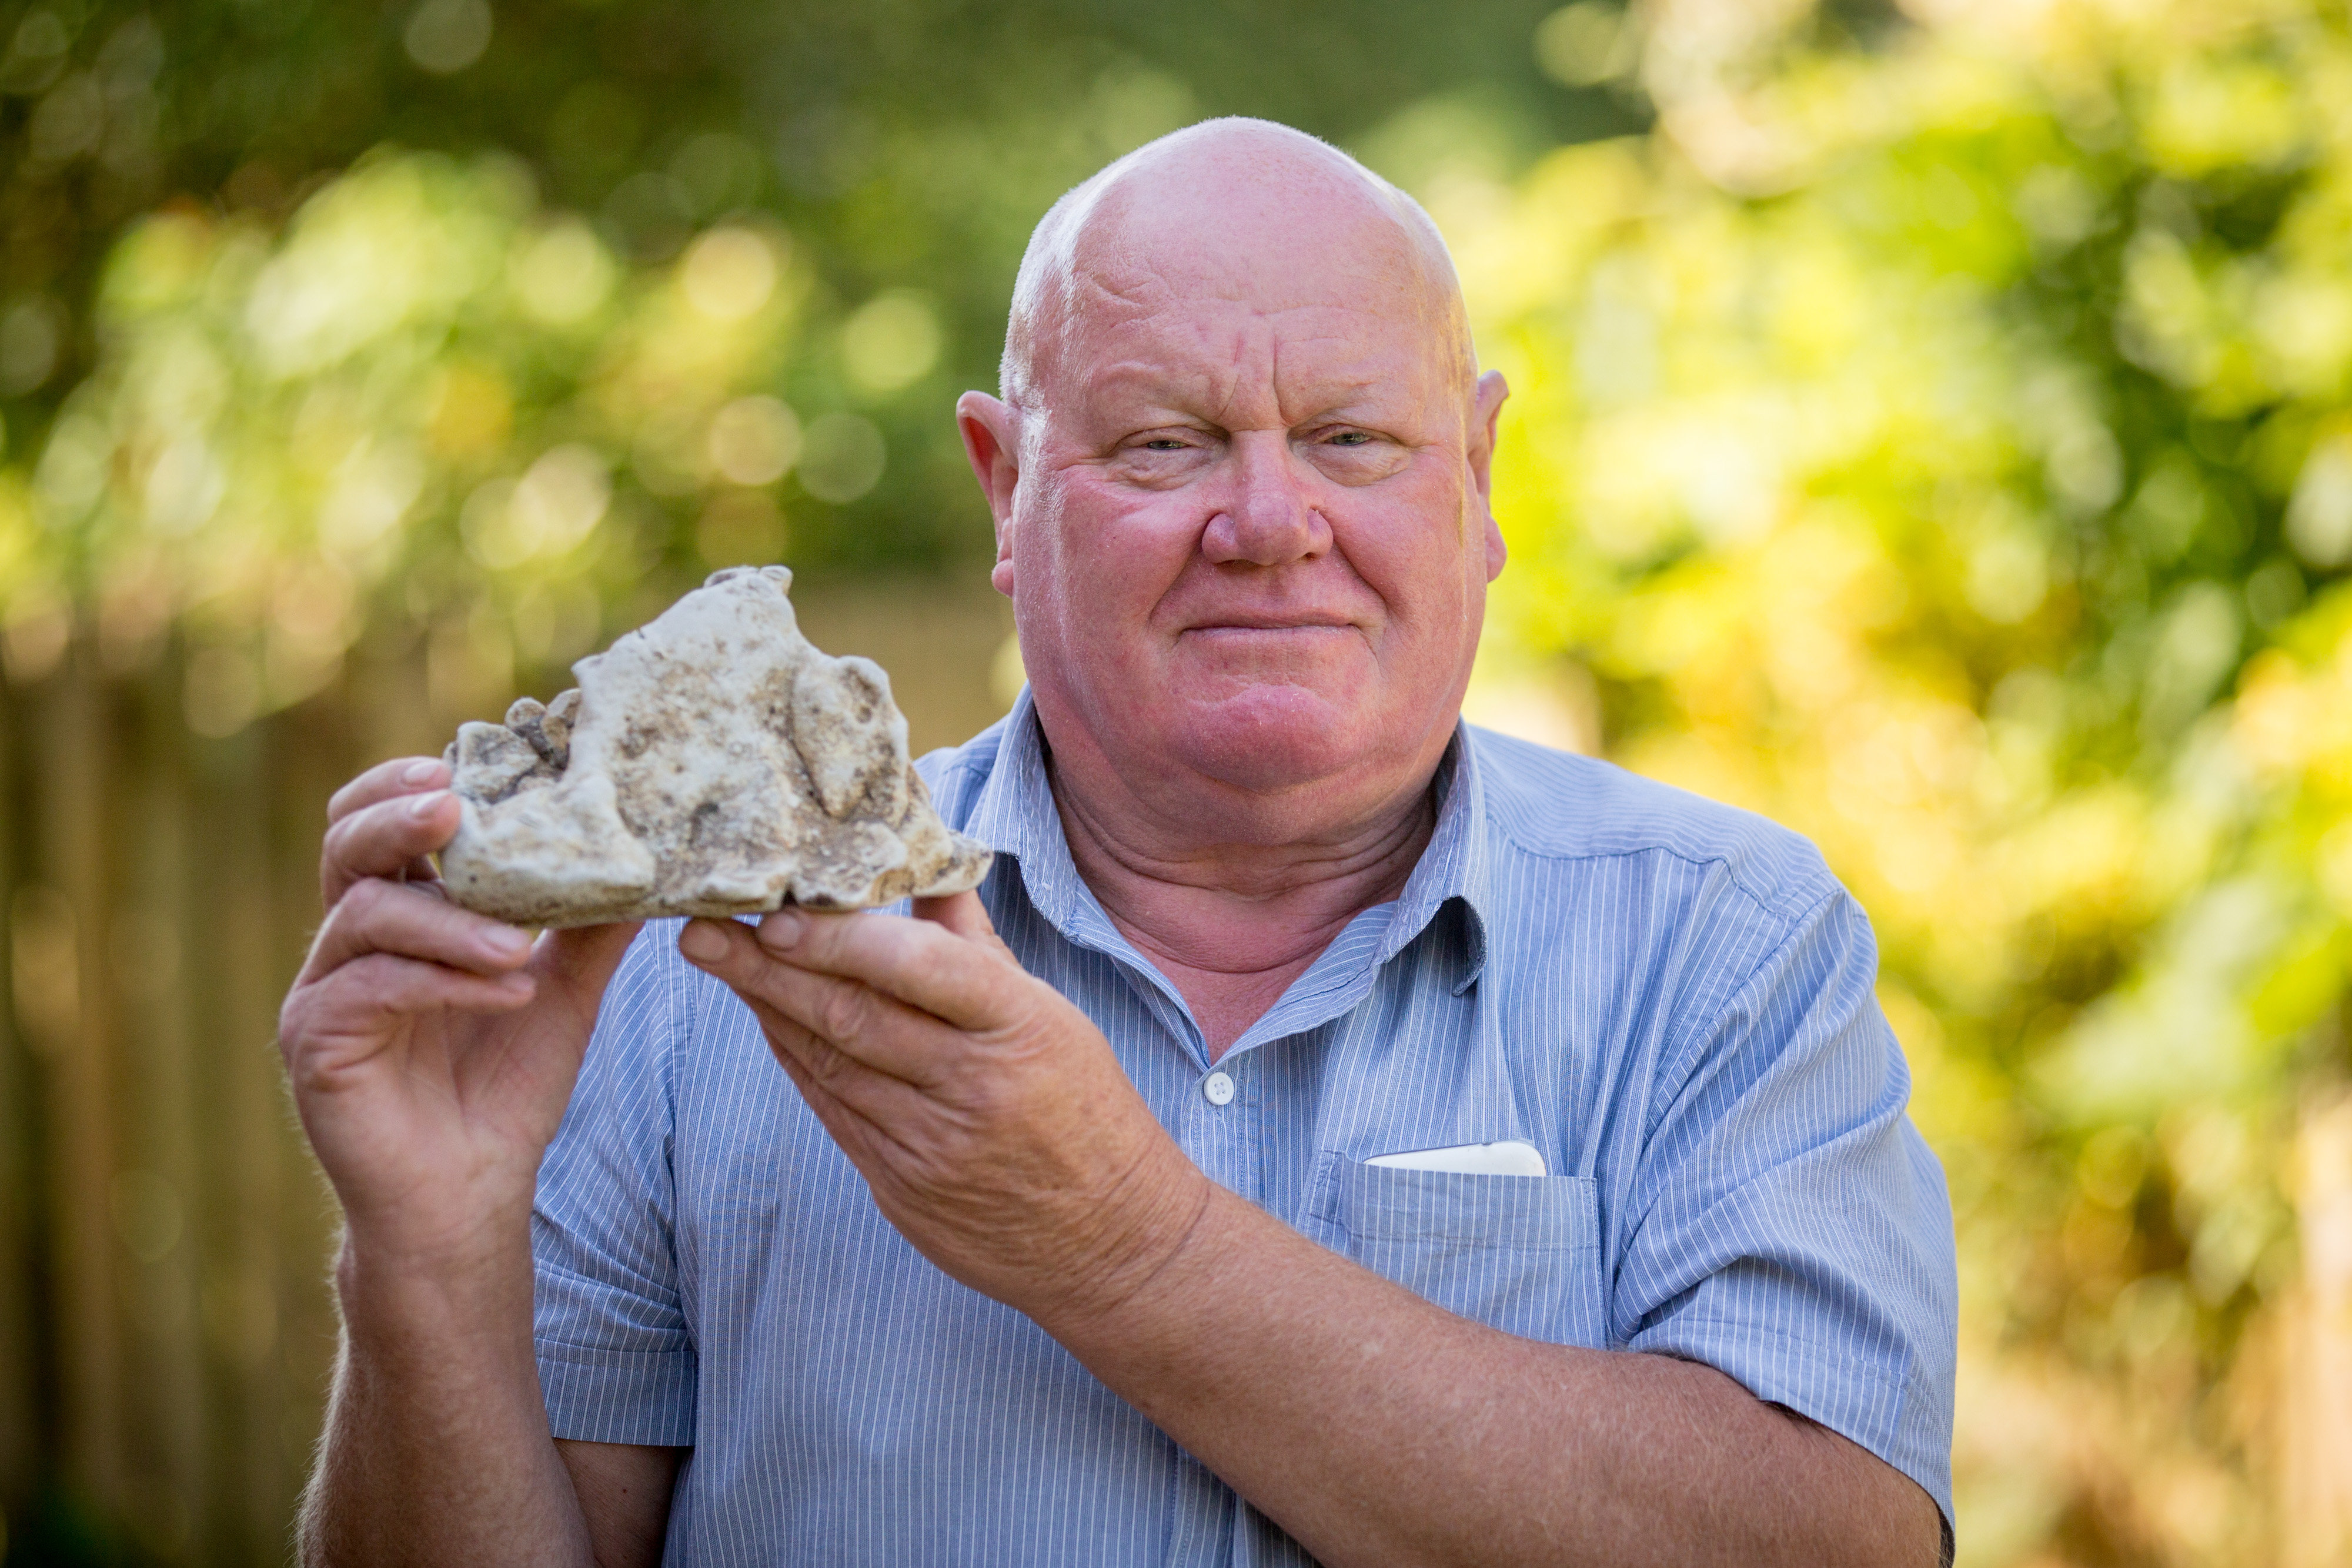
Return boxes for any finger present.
[320,790,463,909]
[913,890,1020,965]
[528,921,647,1027]
[328,756,450,825]
[301,877,534,987]
[534,921,645,987]
[913,890,995,941]
[751,907,1021,1033]
[286,953,535,1063]
[680,918,951,1086]
[766,1032,904,1178]
[754,994,938,1131]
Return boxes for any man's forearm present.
[1034,1184,1940,1568]
[300,1227,592,1568]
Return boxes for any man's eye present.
[1328,432,1373,446]
[1141,438,1190,451]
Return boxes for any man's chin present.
[1165,684,1381,794]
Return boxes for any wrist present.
[1027,1151,1221,1344]
[321,1128,544,1259]
[335,1204,537,1348]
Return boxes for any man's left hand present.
[676,896,1211,1323]
[676,897,1943,1568]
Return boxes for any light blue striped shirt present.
[533,689,1957,1563]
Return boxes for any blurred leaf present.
[1450,1,2352,1555]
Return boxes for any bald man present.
[284,120,1956,1567]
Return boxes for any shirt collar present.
[964,686,1494,994]
[1387,726,1493,995]
[961,686,1117,949]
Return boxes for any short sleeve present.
[531,921,697,1446]
[1618,887,1956,1533]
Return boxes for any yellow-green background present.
[2,0,2348,1562]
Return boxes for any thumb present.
[532,919,645,1009]
[913,889,996,942]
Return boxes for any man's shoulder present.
[1466,725,1842,925]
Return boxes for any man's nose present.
[1200,430,1332,566]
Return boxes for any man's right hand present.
[283,755,669,1567]
[278,755,641,1264]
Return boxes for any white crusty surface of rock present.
[437,566,991,925]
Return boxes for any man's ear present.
[1469,370,1509,581]
[957,391,1021,596]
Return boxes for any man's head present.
[998,122,1478,416]
[958,118,1508,833]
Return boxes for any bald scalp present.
[999,118,1477,419]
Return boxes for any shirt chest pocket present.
[1303,1153,1606,1348]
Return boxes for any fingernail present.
[406,790,448,820]
[760,908,806,948]
[483,925,530,957]
[401,760,445,787]
[678,920,730,964]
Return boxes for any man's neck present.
[1045,747,1441,1063]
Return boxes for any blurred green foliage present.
[0,0,1645,726]
[1458,1,2352,1559]
[4,0,2352,1562]
[0,0,1639,586]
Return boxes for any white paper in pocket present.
[1362,1139,1548,1178]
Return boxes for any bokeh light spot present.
[319,443,425,558]
[183,645,259,737]
[109,1169,183,1263]
[512,444,611,554]
[142,437,225,537]
[2286,436,2352,567]
[706,396,801,487]
[460,447,610,571]
[404,0,492,75]
[512,220,616,326]
[796,414,886,505]
[0,297,62,394]
[1534,2,1635,86]
[679,226,776,321]
[0,11,70,96]
[841,290,941,396]
[28,72,103,164]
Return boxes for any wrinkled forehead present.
[1058,273,1456,427]
[1014,135,1474,414]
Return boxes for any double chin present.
[1160,680,1391,797]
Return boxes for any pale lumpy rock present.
[437,566,992,925]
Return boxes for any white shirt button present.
[1202,1072,1235,1106]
